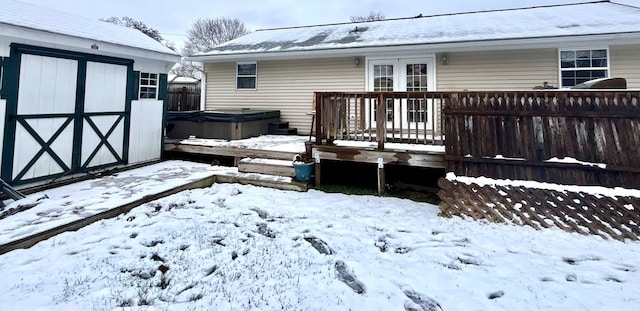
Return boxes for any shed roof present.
[0,0,177,56]
[193,1,640,60]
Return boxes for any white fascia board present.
[0,23,181,63]
[189,32,640,63]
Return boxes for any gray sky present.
[19,0,640,50]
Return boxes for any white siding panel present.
[204,57,365,134]
[0,36,9,57]
[13,122,38,179]
[105,117,124,164]
[128,100,163,163]
[610,44,640,89]
[84,61,127,113]
[81,122,100,165]
[21,153,64,181]
[48,120,74,169]
[81,115,123,167]
[25,118,67,142]
[88,144,117,168]
[13,118,72,179]
[18,54,77,115]
[436,49,558,91]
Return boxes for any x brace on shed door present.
[1,44,135,186]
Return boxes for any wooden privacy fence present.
[439,90,640,240]
[313,92,448,149]
[444,91,640,189]
[167,86,200,111]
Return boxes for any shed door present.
[81,61,127,169]
[8,52,129,185]
[13,54,77,182]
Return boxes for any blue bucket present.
[293,162,314,182]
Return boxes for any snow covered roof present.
[192,1,640,61]
[0,0,177,56]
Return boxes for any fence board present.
[167,86,200,111]
[444,91,640,189]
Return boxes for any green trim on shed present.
[0,57,5,98]
[158,73,168,159]
[71,60,87,173]
[131,71,140,100]
[2,44,138,185]
[1,49,21,183]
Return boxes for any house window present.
[140,72,158,99]
[237,62,257,89]
[560,49,608,87]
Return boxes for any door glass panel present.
[406,63,428,123]
[373,64,394,122]
[373,65,394,91]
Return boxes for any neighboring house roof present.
[168,74,200,84]
[0,0,177,56]
[191,1,640,62]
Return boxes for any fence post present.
[314,93,323,145]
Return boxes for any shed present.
[0,0,180,186]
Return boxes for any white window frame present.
[139,72,158,99]
[558,47,609,88]
[236,62,257,90]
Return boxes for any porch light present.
[354,57,362,67]
[439,53,448,65]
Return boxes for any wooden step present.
[214,173,308,192]
[237,158,296,177]
[268,122,290,134]
[272,128,298,135]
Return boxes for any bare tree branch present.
[350,11,386,22]
[183,17,250,55]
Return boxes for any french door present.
[367,58,435,130]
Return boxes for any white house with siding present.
[189,1,640,134]
[0,0,180,186]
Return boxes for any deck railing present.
[313,91,449,149]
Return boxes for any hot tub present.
[166,109,281,140]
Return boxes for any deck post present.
[314,92,323,145]
[314,152,321,186]
[376,93,385,150]
[377,158,385,196]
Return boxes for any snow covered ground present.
[1,183,638,311]
[0,161,231,246]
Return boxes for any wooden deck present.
[164,139,300,162]
[312,144,445,168]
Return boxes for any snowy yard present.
[0,183,638,310]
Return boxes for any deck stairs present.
[268,122,298,135]
[214,153,310,192]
